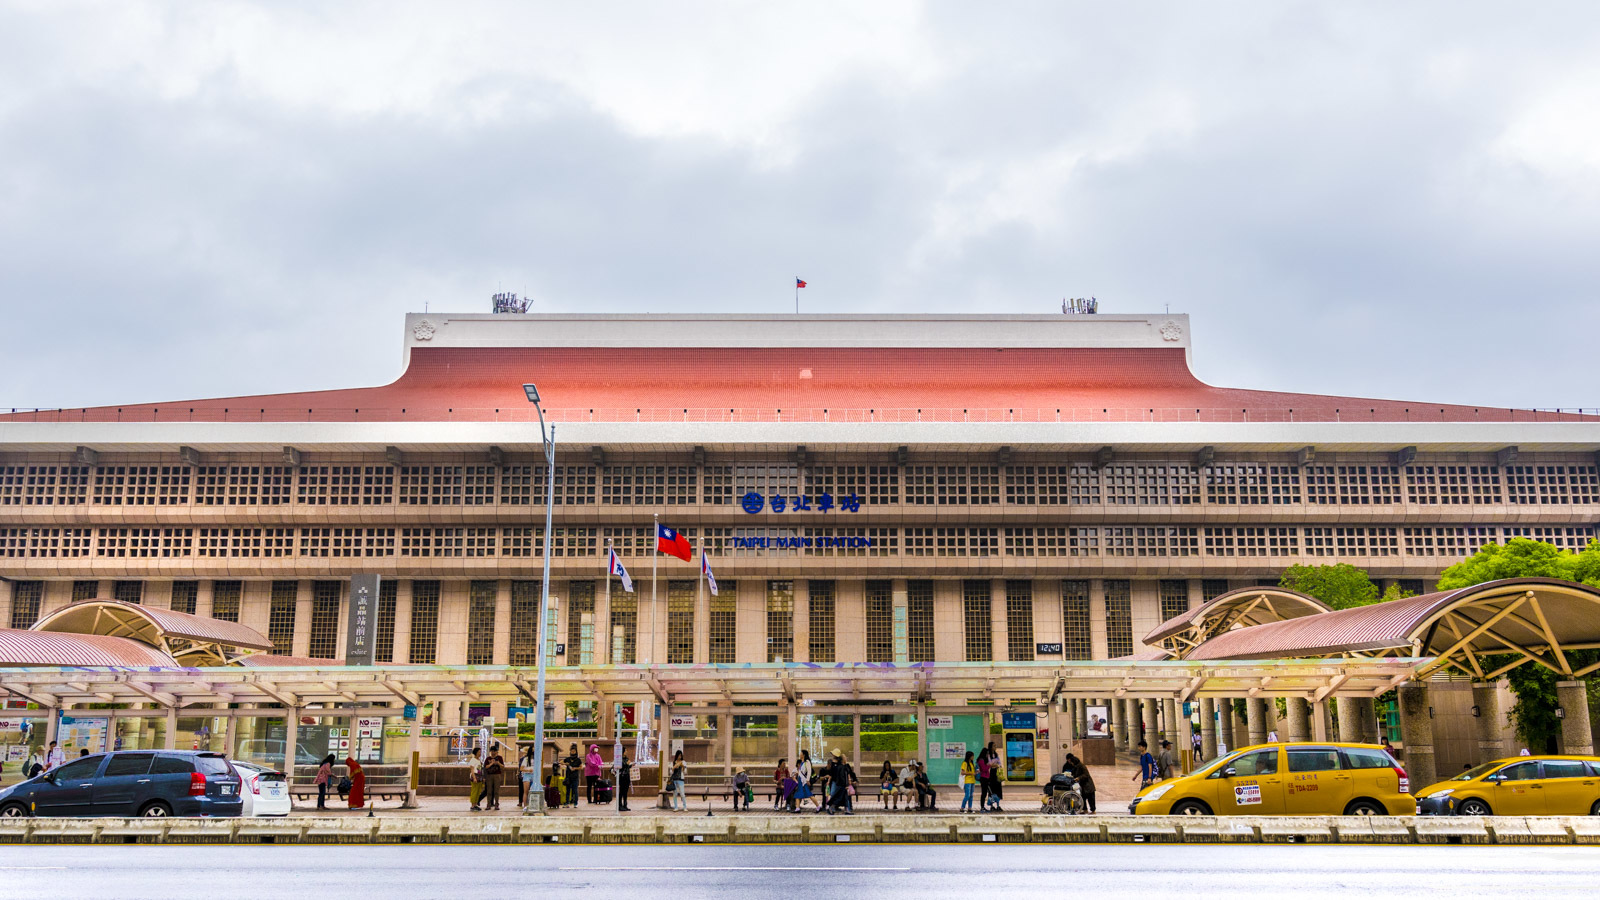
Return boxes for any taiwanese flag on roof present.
[795,278,807,288]
[657,523,692,561]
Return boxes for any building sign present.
[345,574,380,666]
[731,535,874,550]
[669,715,697,730]
[1001,712,1037,731]
[1036,642,1063,655]
[355,716,384,762]
[741,492,863,514]
[926,715,954,730]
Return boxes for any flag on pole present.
[795,278,807,288]
[607,548,633,593]
[701,551,719,597]
[656,523,692,562]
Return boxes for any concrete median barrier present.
[1413,817,1491,844]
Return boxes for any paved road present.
[2,843,1597,899]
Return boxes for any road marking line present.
[0,867,68,870]
[561,866,911,871]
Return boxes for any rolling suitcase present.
[595,779,614,803]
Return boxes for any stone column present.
[1114,699,1130,752]
[1140,699,1158,750]
[1217,700,1235,754]
[283,709,300,784]
[1246,698,1268,746]
[1336,697,1362,742]
[1162,698,1179,746]
[1200,698,1218,760]
[1358,697,1381,744]
[1286,698,1311,742]
[1471,682,1506,763]
[1557,681,1595,756]
[164,706,178,750]
[1397,682,1437,791]
[1312,698,1331,742]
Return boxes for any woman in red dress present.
[345,756,366,809]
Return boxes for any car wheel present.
[1343,798,1386,816]
[1457,798,1492,817]
[0,803,29,818]
[1171,800,1212,816]
[138,801,173,818]
[1589,799,1599,817]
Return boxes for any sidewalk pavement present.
[292,756,1148,818]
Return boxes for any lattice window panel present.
[552,527,597,557]
[268,581,298,655]
[729,527,799,558]
[72,580,98,601]
[1505,465,1600,505]
[962,580,993,662]
[544,466,597,505]
[667,579,697,664]
[1103,526,1199,557]
[211,581,241,622]
[798,527,876,557]
[398,466,463,505]
[1104,579,1134,658]
[1158,580,1189,623]
[1009,465,1089,505]
[300,528,331,557]
[1203,527,1299,557]
[408,580,441,664]
[501,527,540,558]
[602,526,654,556]
[308,581,342,659]
[733,464,799,501]
[9,581,43,628]
[865,581,894,663]
[969,466,1001,505]
[1303,527,1400,557]
[1403,526,1500,557]
[304,465,396,504]
[0,465,89,505]
[906,580,935,662]
[1501,526,1594,551]
[707,587,736,665]
[92,465,191,505]
[463,466,497,505]
[466,580,497,665]
[109,580,142,605]
[1405,465,1501,505]
[1062,580,1092,659]
[765,580,795,663]
[499,466,534,504]
[702,466,734,505]
[400,528,466,557]
[375,580,397,663]
[1103,465,1200,505]
[327,527,395,558]
[1328,465,1402,505]
[1035,527,1099,557]
[0,527,91,558]
[1202,579,1231,602]
[1006,466,1039,504]
[194,465,292,506]
[509,580,541,666]
[1206,464,1299,505]
[807,465,897,505]
[608,580,638,664]
[1006,580,1035,661]
[1068,466,1101,504]
[808,580,836,663]
[566,580,596,665]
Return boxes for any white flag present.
[701,551,719,597]
[608,548,633,593]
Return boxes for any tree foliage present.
[1278,563,1384,610]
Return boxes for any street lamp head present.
[523,383,540,404]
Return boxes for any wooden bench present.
[288,777,410,806]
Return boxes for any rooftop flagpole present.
[650,512,658,665]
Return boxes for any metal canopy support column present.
[1397,682,1436,792]
[1177,705,1195,774]
[164,706,177,750]
[1557,681,1595,756]
[405,711,421,808]
[787,703,799,772]
[283,708,300,786]
[1311,698,1330,742]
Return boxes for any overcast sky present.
[3,2,1598,412]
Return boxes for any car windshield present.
[1454,761,1505,782]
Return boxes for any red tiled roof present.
[2,346,1588,424]
[0,629,179,667]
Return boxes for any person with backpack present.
[315,753,335,810]
[1134,740,1157,788]
[1156,740,1177,781]
[23,749,43,780]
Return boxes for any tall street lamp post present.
[523,383,555,814]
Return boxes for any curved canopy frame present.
[1145,587,1330,659]
[1407,579,1600,680]
[33,600,272,666]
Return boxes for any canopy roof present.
[1185,578,1600,680]
[0,629,179,668]
[32,600,273,666]
[1145,587,1330,657]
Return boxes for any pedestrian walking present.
[44,741,64,771]
[1135,741,1157,788]
[467,747,485,811]
[315,753,335,810]
[484,746,506,810]
[795,749,816,811]
[616,750,632,811]
[975,747,992,809]
[1156,740,1177,781]
[984,745,1004,811]
[519,743,535,806]
[1192,730,1203,766]
[772,758,790,810]
[23,749,43,780]
[960,751,977,812]
[585,744,604,803]
[669,750,688,811]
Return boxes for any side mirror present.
[1223,766,1238,778]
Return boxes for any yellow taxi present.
[1414,756,1600,816]
[1129,742,1411,816]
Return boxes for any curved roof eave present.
[1143,586,1330,645]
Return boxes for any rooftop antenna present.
[1062,297,1099,315]
[492,292,532,314]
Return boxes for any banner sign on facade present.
[740,492,864,514]
[345,574,380,666]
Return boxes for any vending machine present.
[1001,712,1038,783]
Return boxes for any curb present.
[2,815,1599,845]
